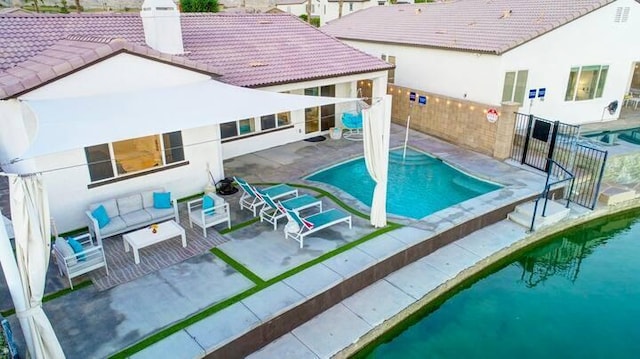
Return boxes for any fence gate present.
[510,113,608,209]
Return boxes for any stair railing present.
[529,159,575,232]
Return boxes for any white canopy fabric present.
[17,79,357,160]
[10,175,65,359]
[362,95,392,228]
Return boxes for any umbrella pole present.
[0,209,36,358]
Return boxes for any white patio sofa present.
[85,188,179,245]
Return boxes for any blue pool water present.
[358,209,640,358]
[307,148,501,219]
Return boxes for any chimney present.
[140,0,184,55]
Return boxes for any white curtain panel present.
[362,95,391,228]
[10,175,65,359]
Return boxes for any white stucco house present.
[275,0,386,26]
[0,0,392,231]
[323,0,640,125]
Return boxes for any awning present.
[11,79,357,161]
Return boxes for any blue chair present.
[234,176,298,216]
[283,207,352,248]
[257,189,322,230]
[341,111,363,141]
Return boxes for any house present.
[274,0,385,26]
[322,0,640,125]
[0,0,392,231]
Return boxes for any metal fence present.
[510,113,608,209]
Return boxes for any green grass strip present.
[219,217,260,235]
[210,248,264,286]
[1,280,92,317]
[111,223,401,358]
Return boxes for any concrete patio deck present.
[1,121,637,358]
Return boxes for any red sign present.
[486,108,499,123]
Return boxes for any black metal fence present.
[510,113,608,209]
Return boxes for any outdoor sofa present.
[85,188,179,245]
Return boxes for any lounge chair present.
[257,189,322,230]
[234,176,298,216]
[187,192,231,237]
[284,207,352,248]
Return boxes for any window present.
[564,65,609,101]
[614,7,630,23]
[221,118,256,139]
[381,54,396,84]
[305,85,335,133]
[349,3,353,11]
[85,131,184,182]
[501,70,528,103]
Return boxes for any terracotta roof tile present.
[0,12,391,96]
[322,0,615,54]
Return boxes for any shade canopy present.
[14,79,357,161]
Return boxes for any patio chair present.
[233,176,298,216]
[283,207,352,248]
[187,192,231,237]
[53,231,109,290]
[341,111,363,141]
[257,189,322,230]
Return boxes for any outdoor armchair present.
[187,193,231,237]
[53,232,108,289]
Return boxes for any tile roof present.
[322,0,616,54]
[0,36,221,99]
[0,12,392,96]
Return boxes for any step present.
[508,200,570,230]
[598,187,638,206]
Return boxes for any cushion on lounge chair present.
[306,209,348,227]
[55,237,77,266]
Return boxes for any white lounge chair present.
[257,189,322,230]
[284,207,352,248]
[187,192,231,237]
[53,232,108,289]
[234,176,298,216]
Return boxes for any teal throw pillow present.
[91,205,110,229]
[203,195,215,216]
[67,237,86,261]
[153,192,172,209]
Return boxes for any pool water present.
[358,209,640,358]
[584,127,640,145]
[307,148,500,219]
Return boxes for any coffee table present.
[122,220,186,264]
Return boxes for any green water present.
[360,210,640,358]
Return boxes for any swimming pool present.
[584,127,640,146]
[306,148,501,219]
[356,209,640,358]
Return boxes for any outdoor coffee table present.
[122,220,186,264]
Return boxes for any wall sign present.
[486,108,499,123]
[418,95,427,105]
[528,89,537,99]
[409,92,416,102]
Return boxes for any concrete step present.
[508,200,570,230]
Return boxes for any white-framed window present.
[501,70,529,103]
[564,65,609,101]
[85,131,184,182]
[381,54,396,84]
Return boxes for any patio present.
[0,123,550,358]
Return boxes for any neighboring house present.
[275,0,385,26]
[323,0,640,125]
[0,0,392,231]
